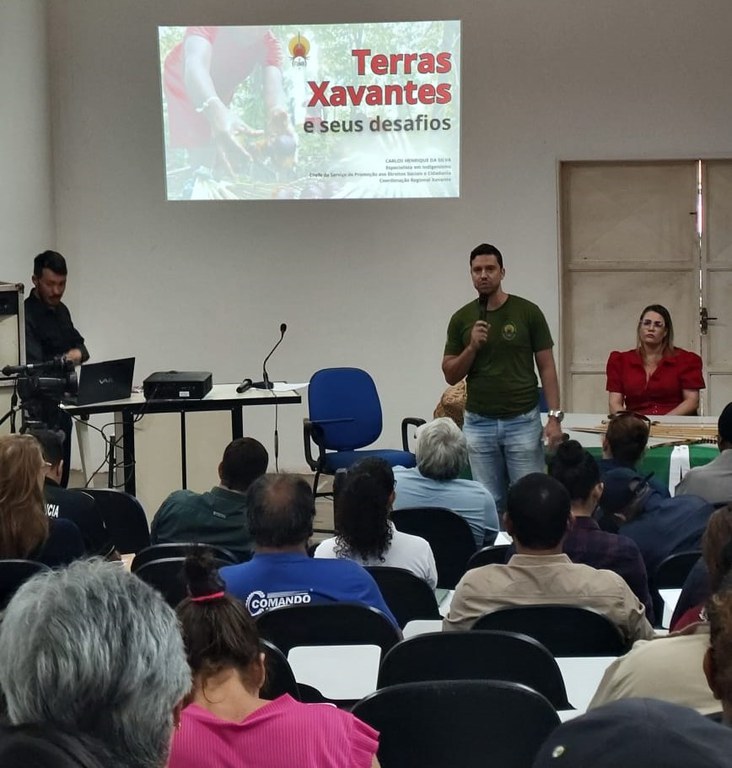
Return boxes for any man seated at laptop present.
[32,429,116,558]
[151,437,268,563]
[220,473,398,626]
[443,473,655,643]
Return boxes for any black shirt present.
[24,290,89,364]
[44,478,114,557]
[31,517,85,568]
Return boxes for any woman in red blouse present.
[606,304,705,416]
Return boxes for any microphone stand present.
[252,324,287,390]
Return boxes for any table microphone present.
[478,294,488,322]
[253,323,288,390]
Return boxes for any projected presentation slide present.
[159,21,461,200]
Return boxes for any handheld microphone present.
[253,323,287,390]
[478,294,488,322]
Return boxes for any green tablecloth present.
[460,444,719,488]
[585,444,719,488]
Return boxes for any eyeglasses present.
[608,411,651,425]
[640,319,665,329]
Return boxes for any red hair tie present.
[190,591,225,603]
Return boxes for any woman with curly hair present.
[169,553,380,768]
[314,458,437,588]
[0,433,83,566]
[704,582,732,725]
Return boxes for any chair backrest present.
[134,556,233,607]
[81,488,150,554]
[364,566,441,628]
[377,630,571,709]
[308,368,383,451]
[0,560,50,610]
[654,550,702,588]
[472,605,629,656]
[256,603,401,660]
[134,558,189,607]
[651,550,702,627]
[260,639,301,701]
[131,542,238,573]
[467,544,511,569]
[391,507,476,589]
[352,680,560,768]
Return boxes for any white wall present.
[0,0,54,431]
[12,0,732,493]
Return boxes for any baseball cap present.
[532,699,732,768]
[599,467,652,516]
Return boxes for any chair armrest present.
[303,419,325,472]
[401,417,426,452]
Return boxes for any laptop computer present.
[65,357,135,406]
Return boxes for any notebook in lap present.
[65,357,135,406]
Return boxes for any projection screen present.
[159,21,461,200]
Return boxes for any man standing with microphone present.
[442,243,563,513]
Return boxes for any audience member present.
[151,437,268,562]
[32,429,115,558]
[392,417,499,546]
[220,474,398,625]
[549,440,653,619]
[599,410,669,497]
[671,505,732,631]
[0,559,190,768]
[0,433,84,567]
[169,553,380,768]
[533,698,732,768]
[0,722,120,768]
[588,620,718,715]
[315,458,437,588]
[443,473,654,642]
[599,467,713,575]
[704,585,732,725]
[676,402,732,504]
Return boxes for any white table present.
[62,383,301,494]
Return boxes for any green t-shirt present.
[444,294,553,418]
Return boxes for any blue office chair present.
[303,367,423,495]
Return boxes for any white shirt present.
[314,522,438,589]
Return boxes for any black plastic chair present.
[81,488,150,554]
[651,550,702,628]
[352,680,560,768]
[391,507,476,589]
[256,603,401,661]
[364,566,441,628]
[134,556,232,607]
[131,542,238,573]
[472,605,629,656]
[377,630,571,709]
[260,639,301,701]
[302,367,423,496]
[466,544,511,569]
[0,560,50,610]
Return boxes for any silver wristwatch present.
[547,409,565,422]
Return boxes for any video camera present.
[0,357,78,431]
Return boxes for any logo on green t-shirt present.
[502,322,517,341]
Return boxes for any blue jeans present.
[463,406,545,515]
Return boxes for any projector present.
[143,371,213,400]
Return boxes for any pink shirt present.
[169,695,378,768]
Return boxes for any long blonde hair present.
[0,434,49,558]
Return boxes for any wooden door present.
[560,161,700,413]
